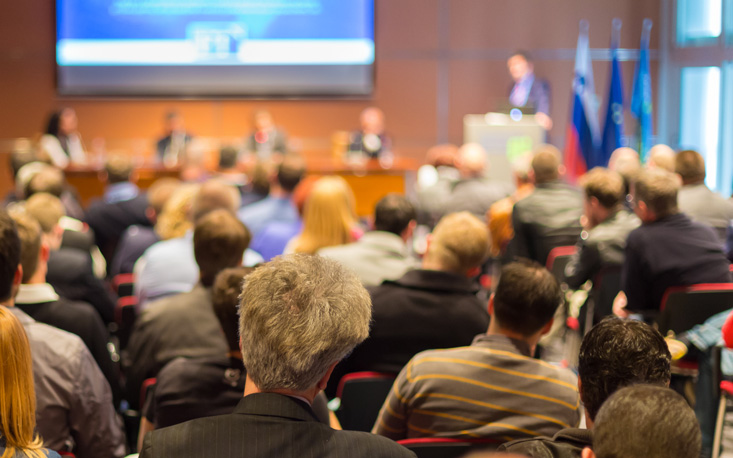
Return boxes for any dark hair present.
[493,260,561,336]
[675,149,706,184]
[510,50,533,63]
[593,385,700,458]
[44,110,62,137]
[218,146,239,170]
[213,266,255,352]
[276,155,306,193]
[374,194,415,235]
[11,213,41,284]
[0,211,21,302]
[578,317,671,421]
[193,209,250,287]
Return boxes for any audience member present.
[22,163,85,221]
[509,145,583,266]
[607,146,640,209]
[583,385,700,458]
[415,143,460,227]
[215,146,247,189]
[500,317,671,458]
[140,255,416,458]
[349,106,392,159]
[39,108,86,168]
[110,177,181,276]
[245,110,288,159]
[156,110,191,167]
[676,149,733,241]
[134,180,261,306]
[125,209,250,409]
[10,211,120,406]
[237,154,305,236]
[289,176,361,254]
[563,168,639,320]
[84,155,150,263]
[488,153,534,257]
[25,193,116,324]
[331,212,491,393]
[2,143,37,206]
[0,307,62,458]
[438,143,510,220]
[0,210,125,458]
[646,143,676,172]
[374,260,578,441]
[319,193,418,286]
[239,159,271,207]
[616,168,731,315]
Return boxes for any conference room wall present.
[0,0,660,163]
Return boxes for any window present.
[677,0,722,45]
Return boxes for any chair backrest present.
[591,266,623,323]
[113,273,136,298]
[397,438,498,458]
[658,283,733,335]
[336,371,396,432]
[545,246,577,282]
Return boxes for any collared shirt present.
[374,334,580,442]
[104,182,140,204]
[15,283,59,304]
[4,306,125,458]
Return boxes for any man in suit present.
[508,51,552,130]
[141,254,415,458]
[318,193,418,286]
[156,110,192,166]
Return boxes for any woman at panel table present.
[39,108,86,169]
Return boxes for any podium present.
[463,112,546,184]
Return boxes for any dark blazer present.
[141,393,415,458]
[110,225,159,277]
[85,194,151,263]
[46,248,117,324]
[510,76,552,116]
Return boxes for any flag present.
[564,20,601,182]
[631,19,653,161]
[600,19,625,167]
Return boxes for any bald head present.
[647,144,676,172]
[457,143,487,178]
[531,145,562,184]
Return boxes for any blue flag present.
[631,19,653,161]
[600,20,624,167]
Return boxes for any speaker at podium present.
[463,111,546,185]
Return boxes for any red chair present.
[112,273,136,298]
[397,438,498,458]
[545,246,577,282]
[658,283,733,335]
[335,372,395,432]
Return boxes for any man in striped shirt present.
[373,260,580,442]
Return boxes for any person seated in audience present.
[349,107,392,160]
[215,146,248,190]
[646,143,676,172]
[607,146,640,210]
[134,180,262,307]
[140,254,415,458]
[39,108,86,168]
[125,209,250,410]
[10,211,120,406]
[21,162,85,221]
[330,212,491,395]
[288,176,362,254]
[438,143,511,221]
[0,307,62,458]
[319,193,418,286]
[676,149,733,242]
[156,110,192,167]
[85,155,151,264]
[563,168,639,319]
[237,154,305,236]
[109,177,180,277]
[24,193,116,324]
[137,266,339,448]
[240,159,271,207]
[248,175,318,262]
[582,385,700,458]
[500,317,671,458]
[374,259,579,441]
[0,210,125,458]
[244,110,289,160]
[508,145,583,266]
[488,153,534,259]
[2,142,38,206]
[415,143,460,228]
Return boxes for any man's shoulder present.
[500,428,592,458]
[15,310,87,369]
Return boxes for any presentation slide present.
[56,0,374,96]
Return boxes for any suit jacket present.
[678,183,733,242]
[510,76,551,116]
[141,393,415,458]
[85,193,150,263]
[46,248,117,324]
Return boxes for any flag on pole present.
[564,20,601,182]
[600,19,625,167]
[631,19,653,162]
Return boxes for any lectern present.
[463,112,546,184]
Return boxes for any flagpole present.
[641,19,653,47]
[611,18,622,48]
